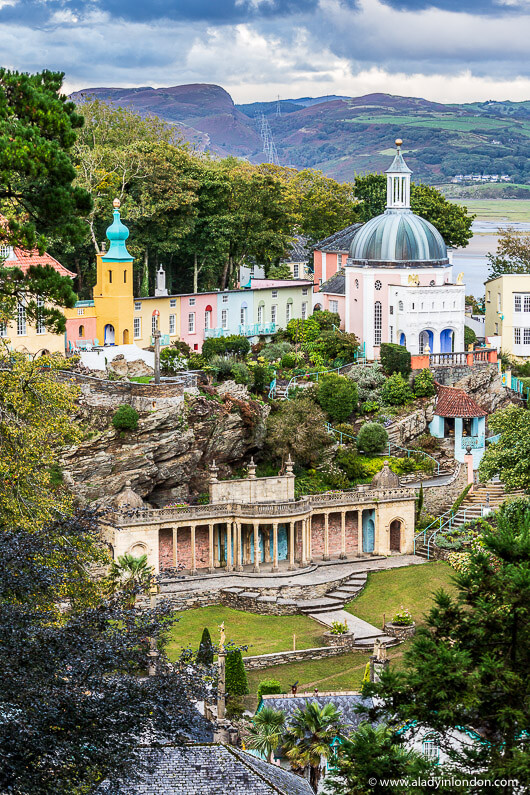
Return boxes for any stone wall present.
[210,473,294,505]
[421,464,468,515]
[243,644,355,670]
[310,512,358,557]
[55,370,197,411]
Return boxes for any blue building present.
[429,384,487,468]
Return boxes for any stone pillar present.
[340,511,346,559]
[288,521,295,570]
[190,524,197,575]
[464,450,474,488]
[323,512,330,560]
[208,524,214,573]
[300,519,307,568]
[272,522,279,572]
[235,522,243,571]
[226,522,233,571]
[357,509,363,556]
[308,515,313,562]
[173,527,178,569]
[264,527,272,564]
[253,523,260,573]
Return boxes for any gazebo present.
[429,384,487,468]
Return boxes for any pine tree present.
[225,648,249,696]
[197,627,214,666]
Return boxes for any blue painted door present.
[362,510,375,553]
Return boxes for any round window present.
[375,280,382,290]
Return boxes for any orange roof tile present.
[434,384,487,418]
[11,247,75,278]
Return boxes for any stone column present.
[235,522,243,571]
[173,527,178,569]
[340,511,346,559]
[190,524,197,575]
[208,524,214,573]
[307,515,313,563]
[264,527,272,564]
[253,523,260,573]
[226,522,233,571]
[358,509,363,556]
[288,521,295,570]
[272,522,279,572]
[300,519,307,568]
[323,512,330,560]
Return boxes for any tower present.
[93,199,134,346]
[385,138,412,210]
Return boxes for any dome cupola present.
[349,141,448,267]
[102,198,133,262]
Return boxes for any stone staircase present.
[298,572,368,614]
[415,481,526,558]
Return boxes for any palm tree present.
[107,553,154,604]
[245,706,286,763]
[282,701,343,792]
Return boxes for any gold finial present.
[113,198,121,209]
[395,138,403,148]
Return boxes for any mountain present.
[70,85,530,184]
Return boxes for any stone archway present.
[104,323,115,344]
[389,519,402,552]
[123,328,130,344]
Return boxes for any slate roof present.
[314,223,363,253]
[434,384,487,419]
[261,692,375,732]
[104,744,313,794]
[281,235,311,263]
[320,270,345,295]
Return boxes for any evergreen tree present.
[365,508,530,788]
[225,648,249,697]
[282,701,343,792]
[197,627,214,666]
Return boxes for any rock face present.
[62,394,269,507]
[107,355,154,378]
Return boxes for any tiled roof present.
[320,270,345,295]
[281,235,311,263]
[314,223,363,253]
[101,744,313,794]
[434,384,487,418]
[261,692,375,731]
[11,247,76,278]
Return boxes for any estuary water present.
[452,220,530,299]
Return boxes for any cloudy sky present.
[1,0,530,103]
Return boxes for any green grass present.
[166,605,326,661]
[128,376,152,383]
[345,561,456,628]
[449,199,530,221]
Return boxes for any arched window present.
[398,300,404,311]
[374,301,382,345]
[108,270,112,283]
[78,325,84,338]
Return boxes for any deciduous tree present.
[479,404,530,490]
[487,227,530,280]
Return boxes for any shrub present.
[361,400,380,413]
[335,447,364,480]
[413,433,440,453]
[266,397,332,468]
[347,363,386,403]
[380,343,411,377]
[451,483,473,514]
[413,368,436,398]
[280,352,297,369]
[268,263,292,279]
[381,372,413,406]
[316,373,358,422]
[225,648,249,696]
[287,317,320,344]
[231,362,251,385]
[201,336,228,360]
[160,346,186,374]
[197,627,214,666]
[357,422,389,454]
[330,620,349,635]
[262,341,292,362]
[333,423,357,443]
[391,607,413,626]
[257,679,283,700]
[465,325,477,347]
[312,330,359,363]
[209,355,234,381]
[252,364,271,394]
[188,353,207,370]
[225,335,251,357]
[112,405,139,431]
[312,309,341,331]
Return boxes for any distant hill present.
[70,85,530,184]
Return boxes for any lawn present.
[345,561,456,629]
[166,605,326,662]
[450,198,530,221]
[128,376,152,383]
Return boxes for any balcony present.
[204,323,277,339]
[460,436,485,450]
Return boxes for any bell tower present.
[94,199,134,345]
[386,138,412,210]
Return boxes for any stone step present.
[339,584,364,593]
[326,590,354,600]
[353,634,398,648]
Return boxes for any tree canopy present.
[487,227,530,280]
[478,404,530,490]
[353,173,474,248]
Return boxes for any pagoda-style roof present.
[434,384,487,419]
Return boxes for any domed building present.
[317,141,465,359]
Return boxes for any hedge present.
[380,343,411,376]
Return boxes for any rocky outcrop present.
[107,355,154,378]
[62,394,269,507]
[453,365,509,414]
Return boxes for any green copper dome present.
[349,209,448,265]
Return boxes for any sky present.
[1,0,530,103]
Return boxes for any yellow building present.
[485,273,530,359]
